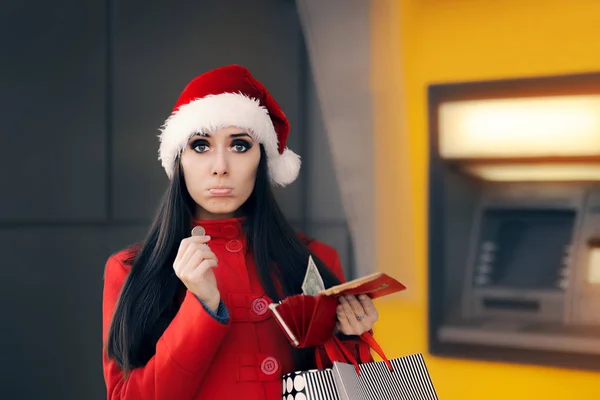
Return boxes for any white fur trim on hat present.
[158,92,300,186]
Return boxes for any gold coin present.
[191,226,205,236]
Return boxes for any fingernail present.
[359,295,368,300]
[345,295,353,300]
[337,306,344,312]
[205,235,211,240]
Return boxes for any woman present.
[102,65,379,400]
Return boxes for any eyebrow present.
[194,132,253,140]
[230,133,252,139]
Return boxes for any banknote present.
[301,255,325,296]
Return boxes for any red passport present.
[269,273,406,348]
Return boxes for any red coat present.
[102,217,372,400]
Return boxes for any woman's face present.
[180,126,260,220]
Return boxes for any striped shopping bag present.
[282,334,438,400]
[282,368,341,400]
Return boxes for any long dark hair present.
[106,145,342,374]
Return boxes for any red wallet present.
[318,272,406,299]
[269,294,338,348]
[269,273,406,348]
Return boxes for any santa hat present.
[158,64,300,187]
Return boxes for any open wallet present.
[269,256,406,348]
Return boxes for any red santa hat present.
[158,64,300,187]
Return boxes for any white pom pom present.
[268,148,301,187]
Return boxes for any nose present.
[211,149,229,176]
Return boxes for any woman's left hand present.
[336,294,379,335]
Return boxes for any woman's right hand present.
[173,235,221,312]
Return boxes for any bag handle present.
[315,336,361,375]
[331,335,361,374]
[315,337,343,369]
[315,331,393,374]
[360,331,393,371]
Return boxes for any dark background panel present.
[0,227,109,400]
[0,0,107,222]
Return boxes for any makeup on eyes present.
[190,133,254,153]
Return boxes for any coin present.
[191,226,205,236]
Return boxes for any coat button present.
[260,357,279,376]
[251,298,269,316]
[225,239,243,253]
[221,225,238,239]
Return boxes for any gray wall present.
[0,0,352,398]
[297,0,374,277]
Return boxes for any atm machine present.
[427,73,600,370]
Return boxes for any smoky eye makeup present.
[187,132,254,153]
[231,138,253,152]
[190,138,210,153]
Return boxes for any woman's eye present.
[232,140,252,153]
[191,140,210,153]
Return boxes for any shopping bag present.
[332,353,438,400]
[282,333,439,400]
[282,353,437,400]
[282,368,341,400]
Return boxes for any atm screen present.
[474,209,575,290]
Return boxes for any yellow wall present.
[371,0,600,398]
